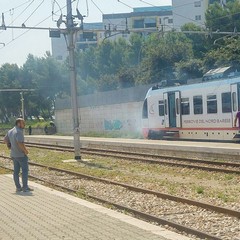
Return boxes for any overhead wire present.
[90,0,114,26]
[76,0,89,17]
[10,0,35,25]
[0,0,76,50]
[117,0,133,9]
[139,0,155,7]
[22,0,45,26]
[2,0,33,14]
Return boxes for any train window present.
[193,95,203,114]
[207,95,217,114]
[232,92,237,112]
[222,92,232,113]
[181,98,190,115]
[158,100,164,116]
[142,99,148,119]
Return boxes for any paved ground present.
[0,175,191,240]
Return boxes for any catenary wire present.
[22,0,45,26]
[0,0,76,50]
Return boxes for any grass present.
[0,167,10,174]
[80,131,144,139]
[0,143,239,205]
[196,186,204,194]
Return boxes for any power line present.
[22,0,45,26]
[76,0,89,17]
[0,0,76,50]
[2,0,33,14]
[90,0,113,25]
[10,0,35,26]
[117,0,133,9]
[139,0,155,7]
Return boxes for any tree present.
[206,0,240,32]
[138,32,194,83]
[0,64,21,121]
[203,37,240,71]
[175,59,204,80]
[181,23,208,58]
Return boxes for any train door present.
[175,91,181,128]
[163,91,181,128]
[231,84,239,126]
[163,93,169,127]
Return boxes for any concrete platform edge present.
[4,174,191,240]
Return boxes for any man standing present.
[4,118,33,192]
[234,110,240,128]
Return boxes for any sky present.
[0,0,171,66]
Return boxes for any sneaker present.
[23,187,34,192]
[16,187,23,192]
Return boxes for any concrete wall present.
[55,102,143,134]
[55,85,152,134]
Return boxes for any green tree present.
[206,0,240,32]
[203,37,240,71]
[175,59,204,80]
[138,32,193,83]
[181,23,208,58]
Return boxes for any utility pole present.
[66,0,81,160]
[20,92,24,120]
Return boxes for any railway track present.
[8,141,240,175]
[0,157,239,240]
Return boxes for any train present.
[142,74,240,141]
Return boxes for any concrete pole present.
[20,92,24,120]
[66,0,81,160]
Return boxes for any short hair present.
[15,118,24,126]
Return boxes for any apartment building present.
[172,0,228,30]
[101,6,173,41]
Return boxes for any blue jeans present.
[12,156,29,189]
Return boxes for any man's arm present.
[3,134,11,149]
[234,114,238,127]
[17,142,29,155]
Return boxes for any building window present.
[194,1,201,7]
[159,100,165,116]
[193,95,203,115]
[144,18,156,28]
[222,92,232,113]
[181,98,190,115]
[207,95,217,114]
[195,15,202,21]
[133,19,144,28]
[168,19,173,24]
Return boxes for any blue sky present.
[0,0,171,66]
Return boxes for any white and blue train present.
[142,76,240,141]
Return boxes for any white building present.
[101,6,173,42]
[172,0,229,30]
[51,22,103,61]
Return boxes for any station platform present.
[0,175,191,240]
[25,135,240,161]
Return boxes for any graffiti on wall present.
[104,119,123,130]
[104,119,138,131]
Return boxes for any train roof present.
[146,76,240,98]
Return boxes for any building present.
[52,6,173,61]
[51,22,103,61]
[101,6,173,41]
[172,0,228,30]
